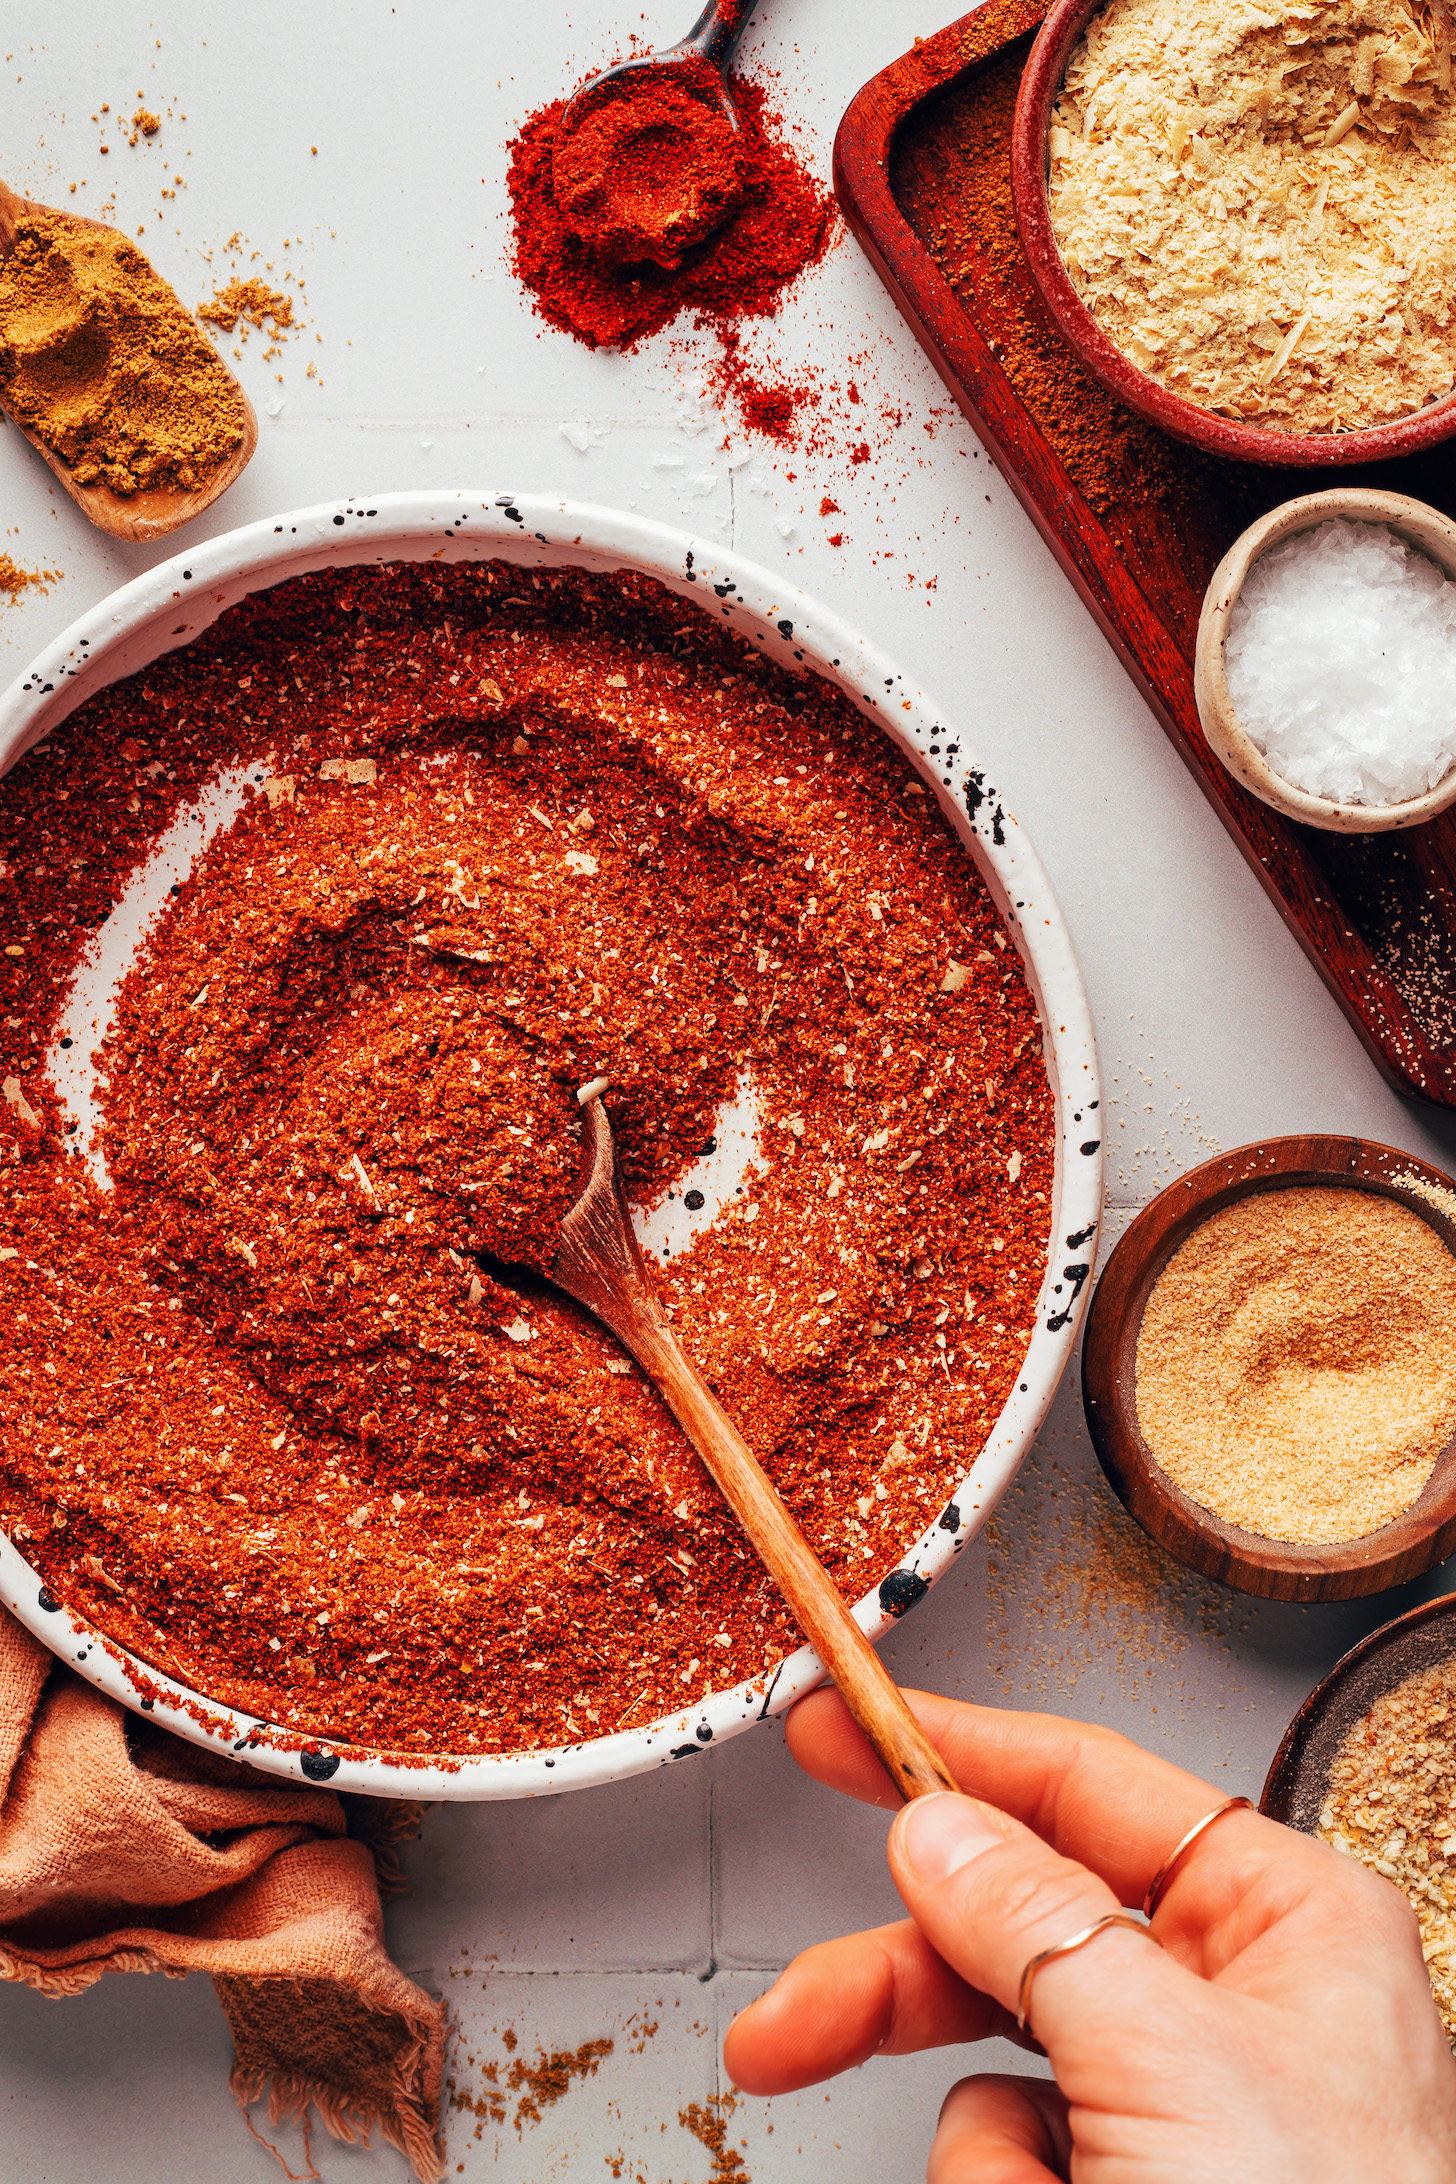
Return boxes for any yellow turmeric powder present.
[0,213,245,495]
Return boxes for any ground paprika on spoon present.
[508,72,834,435]
[552,63,745,271]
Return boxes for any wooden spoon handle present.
[633,1318,959,1801]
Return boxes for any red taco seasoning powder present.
[508,75,833,438]
[0,560,1052,1760]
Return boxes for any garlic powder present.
[1049,0,1456,432]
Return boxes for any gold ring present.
[1142,1796,1253,1919]
[1016,1912,1162,2034]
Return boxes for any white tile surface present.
[5,1,1456,2178]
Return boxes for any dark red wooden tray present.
[834,0,1456,1109]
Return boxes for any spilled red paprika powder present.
[508,74,835,439]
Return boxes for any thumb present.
[887,1792,1192,2053]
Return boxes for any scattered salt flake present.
[941,959,971,994]
[319,756,377,784]
[817,1288,838,1303]
[606,1359,632,1374]
[606,673,629,689]
[502,1316,532,1343]
[391,1491,406,1511]
[261,775,294,807]
[564,847,599,876]
[1008,1149,1023,1183]
[862,1127,891,1154]
[189,985,209,1009]
[3,1077,40,1129]
[316,1611,329,1626]
[468,1273,484,1306]
[826,1175,843,1199]
[896,1149,922,1173]
[270,1430,287,1451]
[268,1636,282,1651]
[743,1203,759,1224]
[527,803,554,830]
[558,418,611,453]
[0,1247,17,1261]
[232,1236,257,1268]
[713,1631,732,1647]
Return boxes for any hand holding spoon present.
[545,1084,958,1803]
[0,177,256,542]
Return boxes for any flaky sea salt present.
[1225,520,1456,807]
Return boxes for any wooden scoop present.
[0,178,256,542]
[546,1085,958,1803]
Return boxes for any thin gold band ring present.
[1015,1912,1162,2034]
[1143,1796,1254,1919]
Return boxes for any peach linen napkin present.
[0,1602,444,2179]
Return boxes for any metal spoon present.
[561,0,761,136]
[539,1083,958,1803]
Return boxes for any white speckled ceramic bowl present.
[0,492,1102,1799]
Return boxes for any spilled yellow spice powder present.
[197,277,294,338]
[1049,0,1456,432]
[1135,1186,1456,1543]
[0,555,60,603]
[0,213,245,494]
[1318,1651,1456,2041]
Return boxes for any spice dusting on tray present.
[902,31,1236,521]
[1319,1649,1456,2040]
[1136,1186,1456,1543]
[0,560,1051,1759]
[0,213,246,493]
[1049,0,1456,433]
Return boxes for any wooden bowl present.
[1195,489,1456,836]
[1262,1591,1456,1828]
[1010,0,1456,470]
[1082,1136,1456,1602]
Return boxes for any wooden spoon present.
[0,178,256,543]
[546,1084,959,1803]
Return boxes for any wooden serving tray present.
[834,0,1456,1108]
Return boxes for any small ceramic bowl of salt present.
[1195,489,1456,834]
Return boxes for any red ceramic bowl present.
[1011,0,1456,469]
